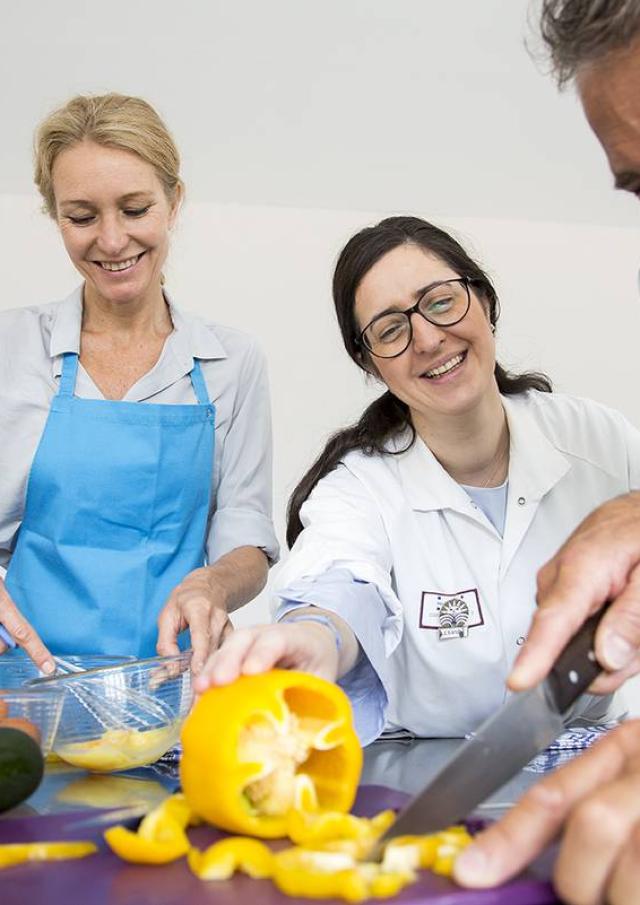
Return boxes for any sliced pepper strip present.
[0,841,96,869]
[104,821,190,864]
[381,827,473,878]
[104,792,197,864]
[139,793,198,835]
[188,837,274,880]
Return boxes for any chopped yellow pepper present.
[0,841,96,870]
[381,827,472,878]
[287,808,396,860]
[139,792,197,833]
[104,793,194,864]
[188,837,274,880]
[272,847,413,903]
[181,670,363,838]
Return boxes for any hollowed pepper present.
[180,670,363,838]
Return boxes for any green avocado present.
[0,727,45,812]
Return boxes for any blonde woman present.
[0,94,278,673]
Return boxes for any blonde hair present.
[34,93,182,217]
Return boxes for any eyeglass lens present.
[363,280,469,358]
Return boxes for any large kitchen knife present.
[374,609,605,848]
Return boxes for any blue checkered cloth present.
[524,724,616,773]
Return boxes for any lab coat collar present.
[501,393,571,502]
[49,285,227,384]
[396,393,571,514]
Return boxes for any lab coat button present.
[517,496,526,505]
[516,636,525,646]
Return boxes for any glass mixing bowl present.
[29,651,193,772]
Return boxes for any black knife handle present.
[545,607,608,714]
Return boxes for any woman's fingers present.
[0,583,54,673]
[195,627,264,690]
[157,568,232,673]
[155,598,182,658]
[181,593,218,675]
[194,621,340,693]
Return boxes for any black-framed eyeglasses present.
[358,277,473,359]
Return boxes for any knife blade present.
[374,608,605,849]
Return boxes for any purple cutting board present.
[0,785,559,905]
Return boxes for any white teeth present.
[98,255,140,272]
[425,353,465,378]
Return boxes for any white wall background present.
[2,1,640,710]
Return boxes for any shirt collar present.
[396,393,571,513]
[49,285,228,378]
[49,286,83,362]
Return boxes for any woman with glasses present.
[198,216,639,742]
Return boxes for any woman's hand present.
[454,720,640,905]
[157,546,268,673]
[156,566,233,674]
[193,619,344,694]
[0,578,55,673]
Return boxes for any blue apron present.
[4,352,215,658]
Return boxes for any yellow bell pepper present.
[271,847,413,902]
[0,841,96,870]
[139,792,197,832]
[381,827,472,878]
[181,670,363,838]
[287,807,395,860]
[104,793,194,864]
[188,837,274,880]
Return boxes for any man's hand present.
[0,578,54,673]
[454,720,640,905]
[509,492,640,693]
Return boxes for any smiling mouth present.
[94,252,145,272]
[422,351,467,379]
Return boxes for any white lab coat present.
[274,391,640,738]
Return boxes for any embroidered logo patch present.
[419,589,484,641]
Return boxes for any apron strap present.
[60,352,210,405]
[189,359,211,405]
[58,352,79,398]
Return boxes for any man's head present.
[540,0,640,198]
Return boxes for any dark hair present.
[539,0,640,87]
[286,216,552,547]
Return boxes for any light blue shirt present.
[461,480,509,536]
[275,569,388,746]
